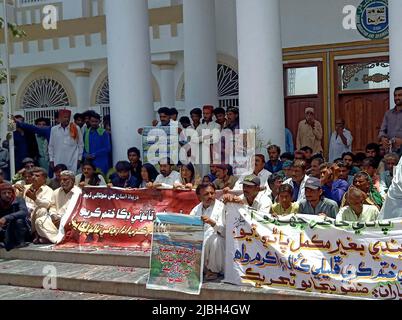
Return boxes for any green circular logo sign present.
[356,0,389,40]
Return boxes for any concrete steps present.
[0,285,142,300]
[0,258,362,300]
[0,245,150,268]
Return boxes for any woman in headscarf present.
[0,183,30,251]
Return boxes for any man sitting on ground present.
[320,163,349,206]
[271,184,299,216]
[336,187,379,223]
[298,177,339,219]
[47,164,68,190]
[34,171,81,244]
[213,164,238,191]
[224,175,272,213]
[148,158,181,189]
[190,183,226,281]
[110,161,140,189]
[284,160,309,203]
[0,183,30,250]
[22,167,53,244]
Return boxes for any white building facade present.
[0,0,400,160]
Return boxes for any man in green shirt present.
[336,187,379,222]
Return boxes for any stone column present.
[183,0,218,109]
[105,0,154,162]
[154,61,176,107]
[236,0,285,151]
[69,62,91,113]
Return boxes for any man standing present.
[296,107,323,154]
[214,107,227,131]
[329,119,353,162]
[83,112,111,175]
[49,109,84,173]
[0,183,30,250]
[190,108,202,130]
[34,171,81,244]
[379,87,402,155]
[224,107,240,132]
[190,183,226,281]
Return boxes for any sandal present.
[204,271,219,281]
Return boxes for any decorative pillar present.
[236,0,285,151]
[183,0,218,109]
[69,62,92,113]
[153,60,176,107]
[105,0,154,162]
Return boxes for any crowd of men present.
[0,86,401,281]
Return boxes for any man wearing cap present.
[213,164,238,190]
[224,107,240,132]
[298,177,339,219]
[296,107,323,154]
[49,109,84,173]
[224,174,272,213]
[34,171,81,244]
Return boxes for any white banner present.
[224,204,402,300]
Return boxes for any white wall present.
[280,0,380,48]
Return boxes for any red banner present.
[57,187,200,251]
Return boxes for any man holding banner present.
[190,183,226,281]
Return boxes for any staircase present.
[0,245,363,300]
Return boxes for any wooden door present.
[337,91,389,153]
[284,62,323,148]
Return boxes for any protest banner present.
[57,187,200,250]
[225,204,402,300]
[147,213,204,295]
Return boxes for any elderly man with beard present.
[35,171,81,244]
[190,183,226,281]
[0,183,30,250]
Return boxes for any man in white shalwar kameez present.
[48,109,84,173]
[190,183,226,280]
[379,156,402,219]
[35,171,81,243]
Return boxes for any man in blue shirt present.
[83,112,111,175]
[265,145,283,174]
